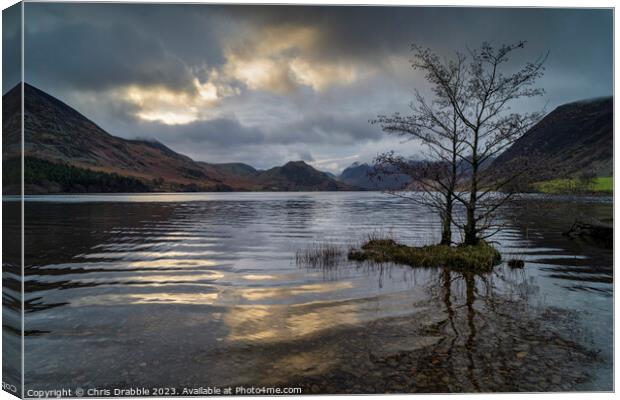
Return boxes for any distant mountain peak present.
[283,160,310,167]
[339,161,412,190]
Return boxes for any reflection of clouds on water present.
[234,281,354,302]
[9,193,612,390]
[241,274,278,281]
[223,302,361,343]
[72,291,220,306]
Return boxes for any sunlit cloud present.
[114,23,375,125]
[22,4,612,171]
[221,24,373,94]
[118,77,238,125]
[224,55,297,94]
[289,59,362,91]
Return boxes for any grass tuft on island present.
[348,238,502,273]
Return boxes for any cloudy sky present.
[3,4,613,172]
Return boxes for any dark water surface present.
[3,192,613,393]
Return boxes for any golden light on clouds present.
[258,25,319,54]
[290,59,360,91]
[196,80,219,102]
[222,24,371,94]
[224,56,296,94]
[120,24,372,124]
[120,78,232,125]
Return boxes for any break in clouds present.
[6,4,613,172]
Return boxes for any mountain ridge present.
[338,162,412,190]
[491,96,613,180]
[2,83,355,194]
[3,83,612,194]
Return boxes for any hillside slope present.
[491,97,613,180]
[5,83,229,192]
[2,83,353,193]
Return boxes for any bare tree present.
[373,94,468,245]
[375,41,547,246]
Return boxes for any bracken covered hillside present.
[491,97,613,180]
[2,83,354,194]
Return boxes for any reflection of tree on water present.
[434,269,481,391]
[289,259,600,392]
[463,272,480,391]
[419,265,600,392]
[439,269,461,388]
[293,242,602,392]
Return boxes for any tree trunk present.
[440,216,452,245]
[464,205,477,245]
[440,195,452,245]
[464,147,479,246]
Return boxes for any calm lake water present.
[2,192,613,393]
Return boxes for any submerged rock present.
[508,259,525,268]
[563,219,612,244]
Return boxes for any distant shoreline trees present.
[374,41,547,246]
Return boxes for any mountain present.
[202,160,354,191]
[2,83,355,194]
[491,97,613,180]
[338,162,412,190]
[4,83,230,193]
[203,162,258,179]
[256,161,352,191]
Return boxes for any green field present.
[535,176,613,194]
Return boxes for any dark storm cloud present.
[25,3,228,66]
[191,6,613,79]
[25,22,196,93]
[278,113,384,145]
[127,110,382,151]
[158,117,265,147]
[20,3,613,171]
[2,3,21,92]
[23,4,613,98]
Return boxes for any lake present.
[2,192,613,393]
